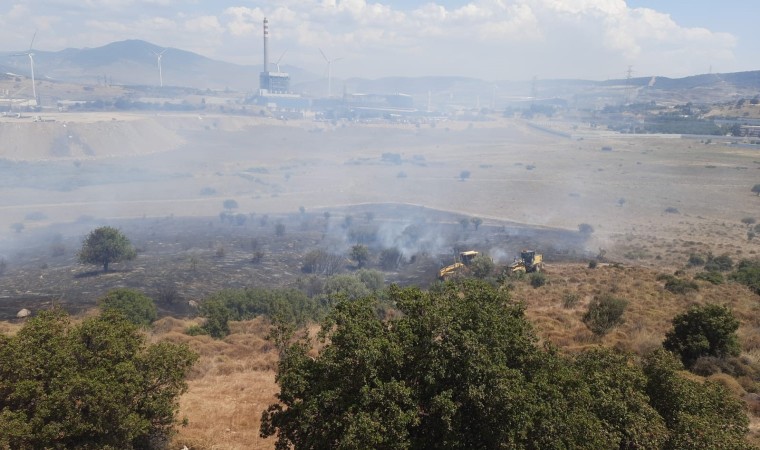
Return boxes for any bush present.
[578,223,594,234]
[98,288,157,327]
[562,292,580,308]
[588,260,598,269]
[741,217,756,225]
[687,254,705,267]
[350,244,370,268]
[0,309,197,449]
[185,325,208,336]
[530,272,547,288]
[664,207,679,214]
[470,254,495,279]
[663,304,740,368]
[705,253,733,272]
[730,259,760,295]
[583,293,628,336]
[199,299,230,338]
[694,271,724,285]
[663,277,699,294]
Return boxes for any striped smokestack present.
[263,17,269,73]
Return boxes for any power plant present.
[258,18,290,95]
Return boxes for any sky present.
[0,0,757,81]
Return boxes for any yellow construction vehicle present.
[438,250,479,280]
[510,250,543,273]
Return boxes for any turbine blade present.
[29,30,37,51]
[319,48,328,63]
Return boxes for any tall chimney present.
[263,17,269,73]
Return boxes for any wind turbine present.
[319,48,343,98]
[272,49,287,73]
[11,31,37,105]
[151,48,167,87]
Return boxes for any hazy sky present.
[0,1,756,80]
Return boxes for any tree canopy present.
[98,288,157,327]
[78,226,136,272]
[0,309,197,449]
[663,303,741,368]
[261,280,756,449]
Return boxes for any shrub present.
[583,293,628,336]
[562,292,580,308]
[687,253,705,267]
[694,271,724,285]
[741,217,756,225]
[223,199,238,210]
[275,222,285,237]
[470,254,495,279]
[350,244,370,268]
[98,288,157,327]
[588,260,598,269]
[578,223,594,234]
[530,272,547,288]
[663,304,740,368]
[730,259,760,295]
[199,299,230,338]
[185,325,208,336]
[664,207,679,214]
[663,278,699,294]
[705,253,733,272]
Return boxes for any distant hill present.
[0,40,318,92]
[1,39,758,105]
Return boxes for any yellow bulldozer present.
[438,250,479,280]
[510,250,543,273]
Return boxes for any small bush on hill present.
[583,293,628,336]
[98,288,157,327]
[663,277,699,294]
[687,254,705,267]
[530,272,547,288]
[694,271,724,285]
[730,259,760,295]
[663,304,740,368]
[705,253,734,272]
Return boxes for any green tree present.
[350,244,370,268]
[262,281,613,449]
[470,217,483,230]
[583,293,628,336]
[469,254,495,279]
[0,309,197,449]
[575,348,668,449]
[223,198,238,210]
[663,304,741,368]
[78,226,136,272]
[98,288,157,327]
[199,299,231,338]
[261,281,759,450]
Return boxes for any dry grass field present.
[2,112,760,447]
